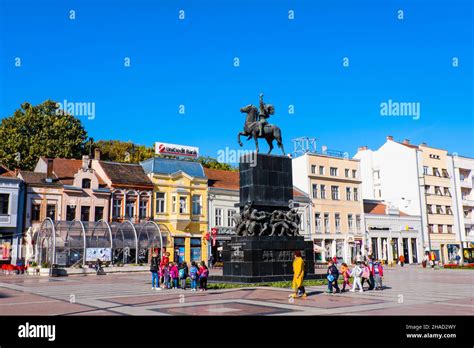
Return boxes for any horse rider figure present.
[258,93,275,137]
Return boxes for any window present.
[311,165,316,174]
[125,200,135,218]
[139,200,147,219]
[352,170,357,178]
[190,238,202,262]
[82,178,91,189]
[425,185,430,194]
[444,188,451,197]
[435,186,442,195]
[345,169,349,178]
[330,167,338,176]
[428,224,434,233]
[348,214,353,232]
[438,225,443,233]
[446,206,453,215]
[155,192,165,213]
[31,204,41,221]
[179,197,187,214]
[312,184,318,199]
[46,204,56,220]
[356,215,361,232]
[228,209,237,227]
[0,194,9,215]
[433,167,441,177]
[215,208,223,226]
[423,166,429,175]
[80,206,90,221]
[447,225,453,234]
[113,199,122,218]
[346,187,351,201]
[436,205,443,214]
[319,166,325,175]
[320,185,326,199]
[373,170,380,179]
[94,206,104,222]
[442,169,449,178]
[315,213,321,232]
[172,196,177,213]
[192,195,201,215]
[354,188,359,201]
[324,213,330,233]
[331,186,339,200]
[335,213,341,232]
[66,205,76,221]
[427,205,433,214]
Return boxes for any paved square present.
[0,267,472,316]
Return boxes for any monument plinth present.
[221,153,315,283]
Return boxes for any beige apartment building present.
[293,152,365,263]
[420,144,459,262]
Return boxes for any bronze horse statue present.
[237,104,285,155]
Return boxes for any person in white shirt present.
[350,261,364,292]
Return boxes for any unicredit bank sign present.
[155,142,199,158]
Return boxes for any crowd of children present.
[150,252,209,291]
[326,256,384,294]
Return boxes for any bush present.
[443,263,474,269]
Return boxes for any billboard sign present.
[155,142,199,158]
[86,248,112,262]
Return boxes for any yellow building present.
[141,157,208,263]
[419,143,458,263]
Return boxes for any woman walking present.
[150,253,160,290]
[290,251,306,298]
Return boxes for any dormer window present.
[82,178,91,189]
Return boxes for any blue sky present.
[1,0,472,159]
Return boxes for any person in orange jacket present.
[399,255,405,267]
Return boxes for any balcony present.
[460,179,472,189]
[462,199,474,207]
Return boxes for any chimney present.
[82,155,91,170]
[386,135,393,141]
[403,139,410,145]
[94,148,101,160]
[358,146,368,151]
[46,158,54,183]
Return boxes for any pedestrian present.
[366,258,375,290]
[209,254,214,269]
[350,261,364,292]
[179,262,188,290]
[399,255,405,267]
[290,251,306,298]
[340,263,352,292]
[455,254,461,265]
[160,251,170,286]
[422,253,428,268]
[169,262,179,289]
[150,252,160,290]
[374,260,384,290]
[189,261,199,291]
[430,251,436,269]
[326,260,340,294]
[198,261,209,291]
[360,261,371,290]
[163,263,171,289]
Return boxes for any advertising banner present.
[155,142,199,158]
[86,248,112,262]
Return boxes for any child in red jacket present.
[198,261,209,291]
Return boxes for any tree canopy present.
[0,100,88,171]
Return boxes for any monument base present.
[220,236,315,283]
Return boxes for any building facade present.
[0,175,25,265]
[292,151,365,263]
[141,157,208,264]
[355,136,462,264]
[450,155,474,262]
[364,200,422,264]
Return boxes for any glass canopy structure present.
[34,218,169,267]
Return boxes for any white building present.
[449,155,474,262]
[364,200,422,264]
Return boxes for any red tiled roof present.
[99,161,153,188]
[204,168,239,190]
[38,157,106,185]
[396,141,419,149]
[18,170,62,186]
[364,202,408,216]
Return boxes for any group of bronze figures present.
[233,202,301,237]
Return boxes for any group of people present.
[326,256,384,294]
[150,252,209,291]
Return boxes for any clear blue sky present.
[1,0,472,159]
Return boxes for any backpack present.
[200,267,209,278]
[178,268,185,279]
[189,266,198,280]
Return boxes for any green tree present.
[93,140,154,163]
[196,156,237,171]
[0,101,88,171]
